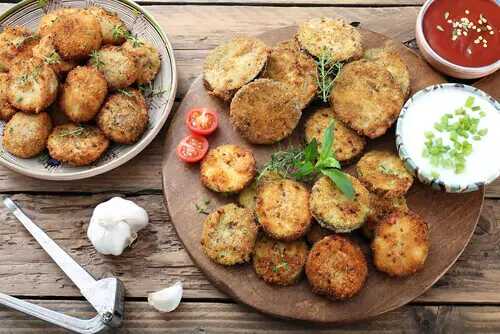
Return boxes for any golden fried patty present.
[38,8,81,36]
[201,203,258,266]
[90,45,137,89]
[261,39,317,109]
[364,47,411,98]
[123,39,161,84]
[306,222,334,245]
[372,210,429,277]
[356,150,414,198]
[238,182,257,211]
[203,36,269,101]
[200,144,256,193]
[0,73,16,121]
[7,57,58,113]
[47,124,109,166]
[253,235,308,286]
[306,235,367,300]
[230,79,302,144]
[331,60,404,139]
[86,6,128,45]
[362,194,408,239]
[2,112,52,158]
[97,89,149,144]
[0,26,39,73]
[32,35,77,75]
[60,66,108,123]
[297,17,362,62]
[256,179,312,241]
[309,175,370,233]
[304,107,366,163]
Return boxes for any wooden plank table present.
[0,0,499,332]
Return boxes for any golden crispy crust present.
[306,222,334,245]
[362,194,408,239]
[97,89,148,144]
[60,66,108,123]
[32,35,77,75]
[309,175,370,233]
[372,210,429,277]
[230,79,302,144]
[203,36,269,101]
[38,8,81,36]
[47,124,109,166]
[2,112,52,158]
[201,203,258,266]
[0,73,17,121]
[200,144,256,193]
[90,45,137,89]
[304,107,366,163]
[123,40,161,84]
[238,182,257,211]
[253,235,308,286]
[297,17,363,62]
[331,60,404,139]
[306,235,367,300]
[0,26,38,73]
[356,150,414,198]
[86,6,127,45]
[256,179,312,241]
[261,39,317,109]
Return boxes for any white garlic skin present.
[148,281,183,312]
[87,197,149,256]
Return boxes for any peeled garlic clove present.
[148,281,183,312]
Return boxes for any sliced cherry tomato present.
[186,107,218,136]
[176,134,209,163]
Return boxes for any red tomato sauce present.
[423,0,500,67]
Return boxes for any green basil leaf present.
[293,161,315,179]
[304,138,319,162]
[316,156,341,170]
[321,169,355,199]
[320,120,335,161]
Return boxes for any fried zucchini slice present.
[362,194,408,239]
[253,235,308,286]
[203,36,268,101]
[90,45,137,89]
[261,39,317,109]
[230,79,302,144]
[0,73,17,121]
[0,26,39,73]
[297,17,363,62]
[331,60,404,139]
[86,6,128,45]
[256,179,312,241]
[309,175,370,233]
[372,210,429,277]
[356,150,414,198]
[2,112,52,158]
[238,182,257,211]
[306,222,333,245]
[201,203,258,266]
[305,235,367,300]
[304,107,366,163]
[200,144,256,193]
[123,39,161,84]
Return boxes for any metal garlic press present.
[0,198,125,333]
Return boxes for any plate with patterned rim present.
[0,0,177,180]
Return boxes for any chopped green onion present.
[465,96,475,108]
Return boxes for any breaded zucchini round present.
[47,124,109,166]
[200,144,256,193]
[253,235,308,286]
[49,11,102,60]
[364,47,411,98]
[97,89,148,144]
[201,203,258,266]
[2,112,52,158]
[203,36,268,101]
[38,8,81,36]
[261,39,317,109]
[90,45,137,89]
[306,222,333,245]
[362,194,408,239]
[238,182,257,211]
[86,6,128,45]
[372,211,429,277]
[230,79,302,144]
[123,39,161,84]
[60,66,108,123]
[0,26,38,72]
[304,107,366,163]
[7,57,58,113]
[32,35,77,75]
[0,73,16,121]
[306,235,368,300]
[309,175,370,233]
[356,150,414,198]
[256,179,312,241]
[297,17,363,62]
[331,60,404,139]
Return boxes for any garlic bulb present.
[148,281,183,312]
[87,197,149,256]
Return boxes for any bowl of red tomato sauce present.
[416,0,500,79]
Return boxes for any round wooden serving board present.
[162,26,486,323]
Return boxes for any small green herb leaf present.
[321,169,354,199]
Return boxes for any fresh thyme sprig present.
[138,82,169,98]
[14,34,39,49]
[316,48,343,103]
[111,25,144,47]
[117,88,133,97]
[58,125,87,138]
[195,199,211,215]
[44,51,61,65]
[89,50,104,70]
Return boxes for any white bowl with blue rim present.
[0,0,177,180]
[396,83,500,193]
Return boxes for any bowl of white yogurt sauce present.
[396,83,500,193]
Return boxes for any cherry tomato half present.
[176,134,209,163]
[186,107,218,136]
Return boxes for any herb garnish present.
[195,199,211,215]
[37,0,49,8]
[316,48,343,103]
[89,50,105,70]
[14,34,39,49]
[138,82,169,98]
[117,88,133,97]
[58,125,87,138]
[44,51,61,65]
[111,25,144,47]
[272,261,289,273]
[259,120,354,199]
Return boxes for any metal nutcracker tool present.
[0,198,125,333]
